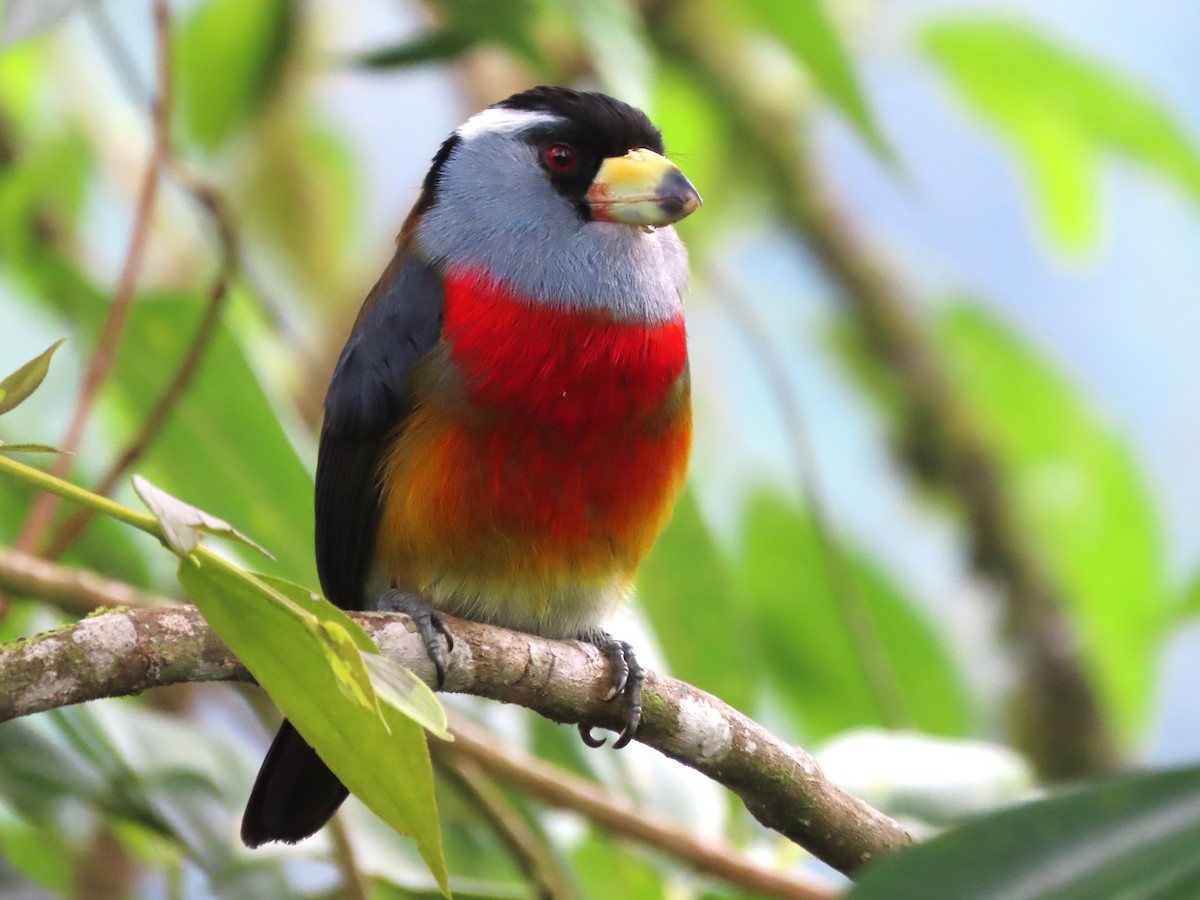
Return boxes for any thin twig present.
[0,545,171,615]
[645,0,1118,780]
[435,752,576,900]
[440,716,836,900]
[45,178,238,560]
[326,814,370,900]
[10,0,173,574]
[705,264,912,730]
[0,601,915,878]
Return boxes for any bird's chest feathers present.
[378,268,691,622]
[427,267,691,552]
[440,268,687,429]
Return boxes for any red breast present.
[374,267,692,616]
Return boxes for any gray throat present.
[413,129,690,322]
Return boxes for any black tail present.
[241,719,350,847]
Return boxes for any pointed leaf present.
[848,766,1200,899]
[349,29,477,70]
[132,475,272,559]
[178,558,448,893]
[0,338,65,415]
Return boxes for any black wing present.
[315,249,443,610]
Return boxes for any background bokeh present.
[1,0,1198,896]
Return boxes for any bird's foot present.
[378,590,454,688]
[577,632,644,750]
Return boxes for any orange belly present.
[375,392,690,635]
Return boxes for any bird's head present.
[410,86,702,321]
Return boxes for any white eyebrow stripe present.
[455,107,561,141]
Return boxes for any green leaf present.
[743,0,891,159]
[0,338,64,415]
[256,574,452,740]
[178,558,448,893]
[923,16,1200,250]
[738,492,969,739]
[937,303,1168,735]
[132,475,272,559]
[361,653,452,741]
[351,0,545,73]
[349,29,478,70]
[848,766,1200,899]
[177,0,295,149]
[318,619,379,711]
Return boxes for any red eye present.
[545,143,577,172]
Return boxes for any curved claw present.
[577,723,607,748]
[379,590,453,688]
[576,634,645,750]
[433,615,455,653]
[429,649,447,689]
[613,657,644,749]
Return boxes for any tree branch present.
[0,603,913,878]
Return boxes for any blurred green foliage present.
[937,303,1168,735]
[924,16,1200,249]
[177,0,295,149]
[0,0,1198,897]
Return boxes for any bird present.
[240,85,702,848]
